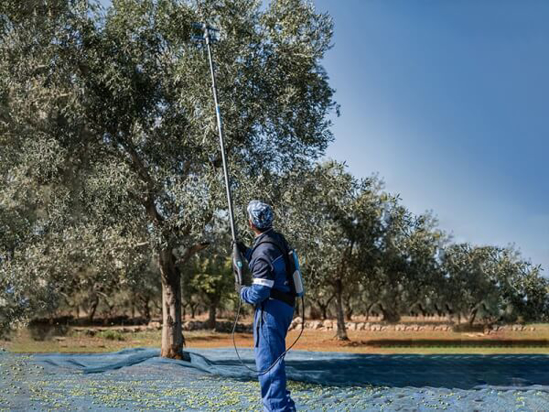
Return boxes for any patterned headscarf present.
[247,200,274,230]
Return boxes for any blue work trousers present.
[254,298,296,412]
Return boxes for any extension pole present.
[201,24,244,285]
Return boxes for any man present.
[237,200,296,412]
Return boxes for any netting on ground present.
[1,347,549,410]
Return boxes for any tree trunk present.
[344,301,353,321]
[207,302,217,330]
[102,298,115,323]
[152,299,161,317]
[433,303,444,317]
[313,293,334,320]
[189,302,198,319]
[469,308,478,327]
[381,304,401,323]
[319,303,328,320]
[334,279,349,340]
[140,296,151,322]
[159,248,185,359]
[88,295,99,323]
[364,302,375,321]
[445,304,454,322]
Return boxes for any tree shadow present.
[184,351,549,390]
[32,347,549,391]
[351,339,549,348]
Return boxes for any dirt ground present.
[2,322,549,355]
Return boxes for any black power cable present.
[231,296,305,376]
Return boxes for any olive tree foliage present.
[503,262,549,322]
[182,249,233,329]
[179,218,234,328]
[265,161,548,328]
[440,244,549,325]
[122,251,162,322]
[489,248,549,323]
[57,241,160,323]
[370,206,448,323]
[277,161,385,340]
[440,245,498,324]
[274,159,548,328]
[0,0,337,355]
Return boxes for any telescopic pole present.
[196,22,304,375]
[201,24,244,285]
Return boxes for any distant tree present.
[182,248,233,329]
[365,196,412,323]
[279,161,384,340]
[393,213,447,321]
[489,247,549,323]
[307,288,335,320]
[122,249,161,322]
[440,244,502,325]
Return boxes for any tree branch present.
[109,131,166,226]
[176,242,211,265]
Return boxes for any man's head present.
[247,200,274,234]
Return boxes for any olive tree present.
[183,253,233,329]
[374,209,447,323]
[485,247,548,323]
[439,244,502,325]
[0,0,337,357]
[279,161,384,340]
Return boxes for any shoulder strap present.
[252,237,297,297]
[251,238,291,275]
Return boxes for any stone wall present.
[73,320,536,335]
[288,319,536,333]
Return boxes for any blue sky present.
[98,0,547,272]
[315,0,548,272]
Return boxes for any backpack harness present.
[250,237,296,308]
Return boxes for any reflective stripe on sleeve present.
[252,278,274,288]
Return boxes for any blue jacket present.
[240,229,292,305]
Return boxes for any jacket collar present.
[253,227,274,246]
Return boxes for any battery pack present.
[290,251,305,297]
